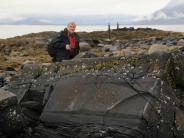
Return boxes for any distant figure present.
[48,22,80,62]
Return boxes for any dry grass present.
[0,29,183,71]
[78,30,183,40]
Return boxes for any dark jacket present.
[48,28,80,62]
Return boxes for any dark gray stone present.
[0,76,5,88]
[0,88,17,110]
[2,52,184,137]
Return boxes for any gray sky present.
[0,0,170,20]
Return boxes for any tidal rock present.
[148,45,170,55]
[20,50,32,56]
[110,45,121,51]
[168,46,184,52]
[74,52,98,59]
[1,51,184,137]
[103,53,113,57]
[174,54,184,88]
[21,63,43,79]
[3,67,16,75]
[0,90,22,136]
[102,44,113,52]
[113,47,133,57]
[113,49,125,57]
[0,105,22,135]
[4,46,11,55]
[176,108,184,131]
[0,88,17,110]
[10,51,21,57]
[35,37,48,45]
[42,63,52,67]
[103,38,111,43]
[97,43,105,47]
[79,42,91,52]
[137,49,147,55]
[22,60,34,65]
[177,39,184,46]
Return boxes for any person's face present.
[67,24,76,33]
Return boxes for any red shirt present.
[68,33,76,49]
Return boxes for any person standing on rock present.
[48,21,80,62]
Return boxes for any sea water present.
[0,24,184,39]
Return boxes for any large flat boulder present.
[40,70,175,137]
[0,88,17,109]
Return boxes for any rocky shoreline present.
[0,27,183,67]
[0,27,184,82]
[0,27,184,137]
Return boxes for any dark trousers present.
[52,49,74,63]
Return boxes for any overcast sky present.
[0,0,171,20]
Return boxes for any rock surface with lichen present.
[0,48,183,137]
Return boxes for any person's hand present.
[65,44,71,50]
